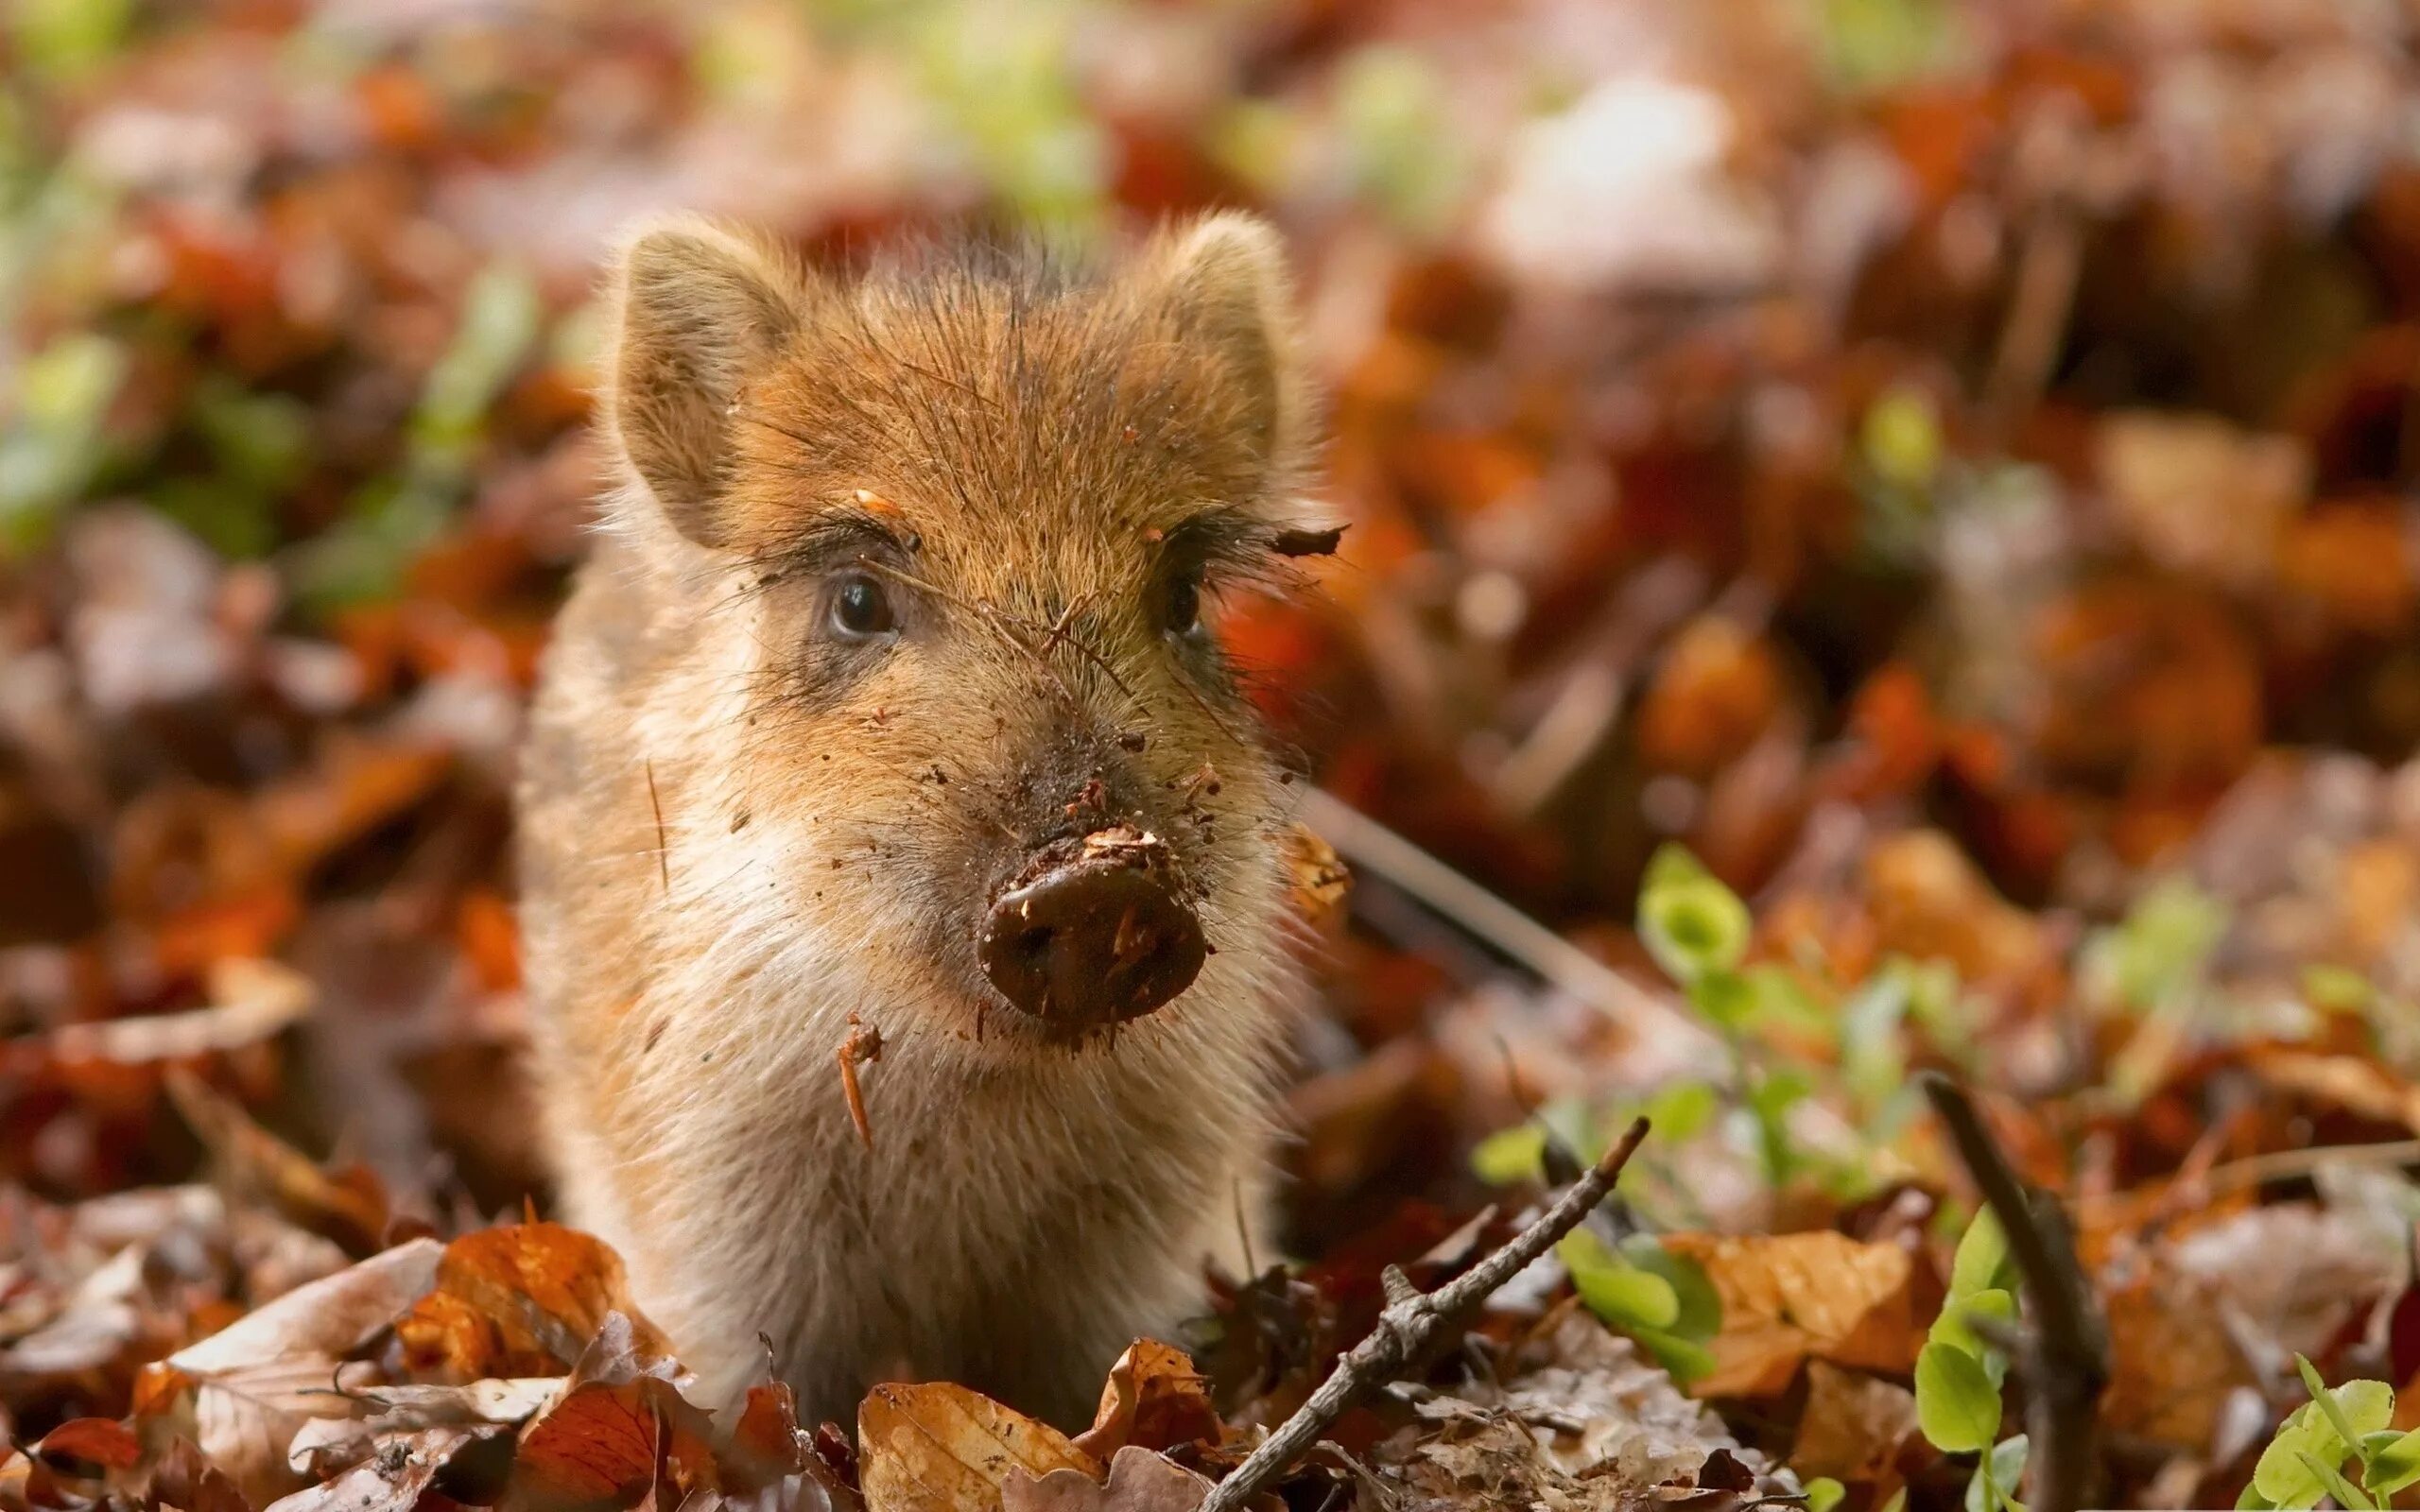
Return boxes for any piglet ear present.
[603,215,808,548]
[1141,212,1317,490]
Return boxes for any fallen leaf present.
[1662,1232,1922,1398]
[285,1378,562,1477]
[154,1238,443,1504]
[1282,824,1351,931]
[1070,1342,1220,1461]
[722,1377,808,1494]
[165,1069,389,1254]
[1004,1446,1210,1512]
[433,1224,676,1369]
[2099,1261,2257,1450]
[1789,1361,1920,1492]
[506,1318,718,1512]
[25,957,311,1068]
[858,1383,1100,1512]
[264,1425,493,1512]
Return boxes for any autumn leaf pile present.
[7,1,2420,1510]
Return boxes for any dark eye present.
[1166,573,1202,637]
[830,574,895,638]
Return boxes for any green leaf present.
[1642,1080,1719,1143]
[1914,1340,2002,1453]
[1965,1434,2030,1512]
[1470,1124,1547,1185]
[1619,1236,1721,1341]
[1862,384,1945,490]
[1949,1208,2014,1299]
[1638,846,1751,985]
[2297,1358,2391,1459]
[2234,1483,2277,1510]
[1804,1478,1845,1512]
[1929,1288,2014,1383]
[1633,1328,1716,1386]
[2296,1451,2375,1512]
[2365,1426,2420,1495]
[1689,969,1758,1031]
[1561,1231,1681,1332]
[2302,964,2377,1014]
[2256,1385,2394,1505]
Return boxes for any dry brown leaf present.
[1663,1232,1922,1398]
[1069,1341,1219,1461]
[285,1377,562,1477]
[2243,1047,2420,1132]
[433,1223,677,1369]
[858,1383,1101,1512]
[2100,1261,2258,1449]
[165,1069,389,1255]
[32,957,311,1066]
[1789,1362,1920,1493]
[263,1425,493,1512]
[721,1376,808,1494]
[1004,1447,1210,1512]
[504,1314,719,1512]
[154,1238,443,1504]
[1282,823,1350,930]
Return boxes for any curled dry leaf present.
[1661,1231,1922,1399]
[502,1313,718,1512]
[1003,1446,1211,1512]
[1789,1361,1920,1494]
[263,1424,493,1512]
[858,1383,1100,1512]
[165,1069,389,1255]
[1280,824,1350,931]
[2099,1261,2256,1450]
[425,1223,677,1370]
[717,1378,810,1498]
[152,1237,443,1504]
[22,957,312,1069]
[1070,1342,1220,1461]
[285,1377,562,1477]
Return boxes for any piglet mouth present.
[976,825,1207,1031]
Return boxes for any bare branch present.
[1198,1118,1651,1512]
[1920,1074,2108,1512]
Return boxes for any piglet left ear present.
[1140,213,1317,490]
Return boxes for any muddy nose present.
[977,830,1206,1030]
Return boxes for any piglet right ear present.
[604,216,807,548]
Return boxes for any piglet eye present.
[1166,573,1202,637]
[830,574,895,638]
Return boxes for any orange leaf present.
[1070,1341,1221,1460]
[1663,1232,1923,1399]
[858,1383,1100,1512]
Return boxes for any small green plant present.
[1557,1227,1721,1385]
[1913,1209,2029,1512]
[1637,845,1806,1186]
[2238,1357,2420,1510]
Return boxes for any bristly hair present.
[717,216,1322,581]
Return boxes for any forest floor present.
[7,2,2420,1510]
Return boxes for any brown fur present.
[516,214,1322,1427]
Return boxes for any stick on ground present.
[1197,1117,1651,1512]
[1921,1074,2109,1512]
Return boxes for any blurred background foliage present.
[6,0,2420,1356]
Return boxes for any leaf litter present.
[8,1,2420,1510]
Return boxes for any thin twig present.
[2198,1137,2420,1198]
[1921,1074,2108,1512]
[1198,1118,1651,1512]
[1294,788,1715,1053]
